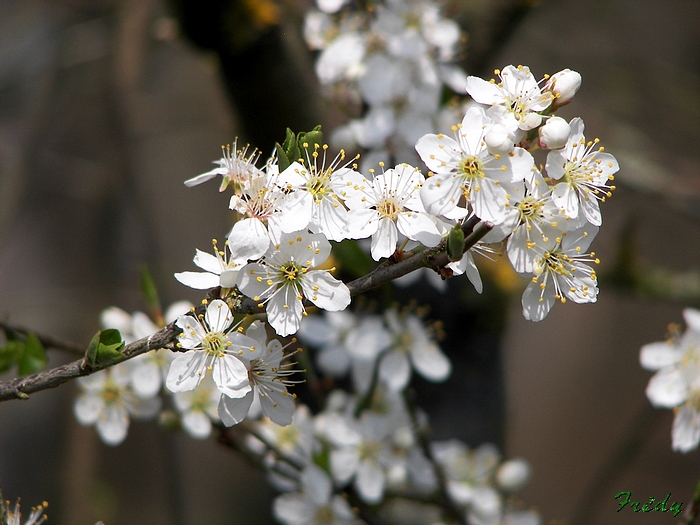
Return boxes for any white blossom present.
[165,300,258,399]
[218,321,298,426]
[521,223,600,322]
[273,464,358,525]
[545,117,618,226]
[237,231,351,337]
[175,240,246,290]
[641,308,700,452]
[345,163,442,260]
[184,139,262,192]
[466,65,553,133]
[416,106,523,223]
[74,366,160,446]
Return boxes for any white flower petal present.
[166,352,206,392]
[218,389,254,426]
[228,218,270,261]
[380,350,411,391]
[260,387,296,426]
[97,405,129,446]
[193,249,222,274]
[646,368,688,408]
[181,410,213,439]
[355,460,385,504]
[174,271,221,290]
[411,339,451,383]
[640,342,683,370]
[672,404,700,453]
[302,271,351,312]
[330,447,360,484]
[74,394,103,425]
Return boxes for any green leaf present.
[140,265,162,320]
[85,329,125,368]
[282,127,300,165]
[275,142,290,173]
[447,224,465,261]
[17,332,47,375]
[0,339,22,374]
[298,125,323,160]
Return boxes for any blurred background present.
[0,0,699,524]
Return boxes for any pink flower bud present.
[546,69,582,108]
[538,116,571,150]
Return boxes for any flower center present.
[543,252,572,276]
[314,506,335,525]
[280,262,302,283]
[377,197,400,220]
[102,382,122,404]
[359,440,381,461]
[517,195,543,219]
[203,332,227,357]
[307,174,330,203]
[458,155,484,179]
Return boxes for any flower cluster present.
[641,308,700,452]
[64,17,617,521]
[303,0,468,172]
[247,387,538,525]
[73,303,191,445]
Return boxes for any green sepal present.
[312,447,331,474]
[140,265,162,320]
[17,332,47,376]
[281,127,297,158]
[0,339,22,374]
[275,142,290,173]
[297,125,323,160]
[447,224,466,261]
[0,329,47,375]
[85,329,125,367]
[282,127,301,169]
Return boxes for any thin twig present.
[681,479,700,525]
[0,220,492,403]
[0,320,86,356]
[0,323,180,401]
[403,389,468,525]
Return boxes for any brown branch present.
[0,320,86,356]
[680,478,700,525]
[0,322,180,402]
[0,219,492,403]
[346,217,491,297]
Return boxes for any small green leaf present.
[298,125,323,160]
[282,127,300,164]
[140,265,162,319]
[281,127,296,155]
[447,224,465,261]
[85,329,125,367]
[0,340,22,374]
[17,332,47,375]
[275,142,291,173]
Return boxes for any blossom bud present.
[496,458,531,492]
[538,116,571,150]
[484,124,513,156]
[546,69,582,109]
[519,112,542,131]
